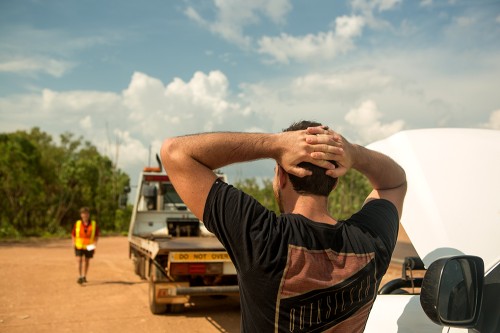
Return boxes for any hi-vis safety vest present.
[74,220,97,250]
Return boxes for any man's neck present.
[286,195,337,225]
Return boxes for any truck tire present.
[149,280,168,314]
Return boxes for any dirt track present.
[0,235,412,333]
[0,237,241,333]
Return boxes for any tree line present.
[1,127,371,239]
[234,168,371,221]
[0,128,131,238]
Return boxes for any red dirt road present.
[0,237,241,333]
[0,234,413,333]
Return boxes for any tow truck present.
[365,128,500,333]
[128,160,238,314]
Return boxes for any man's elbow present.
[160,138,179,171]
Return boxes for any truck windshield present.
[162,183,183,205]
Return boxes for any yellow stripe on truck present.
[169,252,232,262]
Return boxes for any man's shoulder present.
[363,198,397,208]
[358,198,398,217]
[343,199,399,234]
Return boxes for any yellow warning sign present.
[169,251,231,262]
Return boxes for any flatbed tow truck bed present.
[154,237,226,253]
[129,235,228,258]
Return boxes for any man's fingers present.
[308,159,337,170]
[287,160,336,178]
[325,167,347,178]
[310,145,344,156]
[287,166,313,178]
[306,134,342,146]
[306,126,342,141]
[306,126,329,135]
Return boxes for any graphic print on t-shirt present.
[274,245,377,333]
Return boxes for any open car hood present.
[367,128,500,272]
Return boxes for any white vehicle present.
[128,161,238,314]
[365,128,500,333]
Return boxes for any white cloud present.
[123,72,167,121]
[80,115,92,130]
[122,70,251,135]
[349,0,399,30]
[257,15,364,64]
[0,57,74,77]
[1,49,498,181]
[420,0,433,7]
[496,15,500,24]
[237,68,409,143]
[350,0,401,12]
[455,16,475,28]
[0,69,266,185]
[335,15,365,39]
[111,129,150,167]
[0,25,120,77]
[40,89,120,113]
[344,100,405,143]
[0,69,256,146]
[289,69,392,101]
[185,0,292,48]
[483,110,500,130]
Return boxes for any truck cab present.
[365,128,500,333]
[128,165,238,314]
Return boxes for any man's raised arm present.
[160,129,342,219]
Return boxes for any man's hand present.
[275,126,345,177]
[304,126,353,178]
[305,125,407,216]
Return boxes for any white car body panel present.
[367,128,500,272]
[364,128,500,332]
[365,295,447,333]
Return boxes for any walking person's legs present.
[76,250,85,284]
[83,257,90,282]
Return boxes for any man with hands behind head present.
[161,120,406,333]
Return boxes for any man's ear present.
[277,165,288,189]
[332,178,339,192]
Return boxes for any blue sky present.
[1,0,499,185]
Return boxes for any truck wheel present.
[149,280,168,314]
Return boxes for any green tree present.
[328,169,371,220]
[0,133,45,236]
[234,170,370,219]
[234,178,279,212]
[0,128,131,238]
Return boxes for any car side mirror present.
[420,255,484,328]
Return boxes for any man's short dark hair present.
[283,120,338,196]
[80,207,90,214]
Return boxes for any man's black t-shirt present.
[203,180,399,333]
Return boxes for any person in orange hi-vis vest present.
[71,207,99,284]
